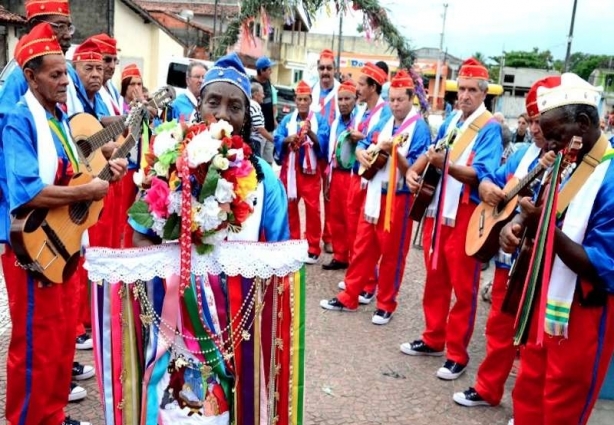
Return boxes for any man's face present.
[102,55,118,83]
[337,91,356,116]
[186,65,206,98]
[259,67,272,81]
[295,94,311,114]
[75,61,103,96]
[457,78,487,116]
[356,75,373,103]
[252,89,264,104]
[539,108,578,152]
[25,54,69,105]
[37,15,73,54]
[389,87,412,121]
[318,58,335,88]
[529,116,546,149]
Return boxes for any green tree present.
[565,53,612,80]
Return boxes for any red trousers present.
[513,292,614,425]
[346,174,366,262]
[421,202,481,365]
[282,169,322,256]
[3,247,78,425]
[319,160,331,245]
[474,266,517,405]
[337,193,413,312]
[115,169,137,248]
[328,170,352,263]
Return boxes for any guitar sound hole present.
[69,203,89,224]
[77,140,92,157]
[24,209,49,233]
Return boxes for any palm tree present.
[473,52,487,65]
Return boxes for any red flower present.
[231,135,244,149]
[221,137,233,150]
[232,200,253,223]
[242,143,253,157]
[222,168,238,185]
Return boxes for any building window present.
[268,28,275,42]
[255,23,261,37]
[503,74,515,84]
[293,70,304,84]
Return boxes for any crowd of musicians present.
[2,1,614,425]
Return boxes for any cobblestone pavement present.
[1,233,612,424]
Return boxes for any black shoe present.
[68,382,87,402]
[62,417,92,425]
[319,297,357,312]
[453,387,492,407]
[75,333,93,350]
[322,259,349,270]
[372,309,393,325]
[304,253,319,264]
[359,291,375,305]
[72,361,95,380]
[437,359,467,380]
[399,339,444,356]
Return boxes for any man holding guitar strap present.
[0,24,127,425]
[274,80,330,263]
[322,80,359,270]
[402,58,503,380]
[453,77,557,409]
[499,74,614,425]
[320,70,430,325]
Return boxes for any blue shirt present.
[0,100,73,243]
[170,93,196,123]
[317,85,337,125]
[436,110,503,204]
[328,108,358,172]
[274,112,330,167]
[360,116,431,194]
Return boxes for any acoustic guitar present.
[501,137,582,317]
[408,128,459,221]
[465,156,549,262]
[358,133,409,181]
[9,119,144,284]
[69,85,175,175]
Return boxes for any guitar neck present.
[88,119,126,151]
[504,162,546,203]
[98,134,136,182]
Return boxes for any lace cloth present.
[84,240,308,283]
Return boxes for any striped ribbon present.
[48,117,79,172]
[179,152,192,295]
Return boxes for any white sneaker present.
[62,417,92,425]
[303,253,319,265]
[336,281,375,304]
[337,281,346,290]
[75,333,93,350]
[436,360,467,380]
[508,420,514,425]
[72,362,95,381]
[68,382,87,402]
[371,309,393,325]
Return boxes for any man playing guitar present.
[402,58,502,380]
[0,23,126,425]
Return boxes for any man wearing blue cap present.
[252,56,278,164]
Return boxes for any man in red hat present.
[498,73,614,425]
[321,70,430,324]
[334,62,391,302]
[311,48,341,254]
[452,77,557,409]
[403,57,502,380]
[0,22,127,425]
[274,80,330,263]
[91,33,122,117]
[322,80,358,270]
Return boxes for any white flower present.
[133,169,145,188]
[202,229,228,245]
[211,154,229,171]
[152,131,179,157]
[227,148,244,162]
[153,161,170,177]
[167,191,182,215]
[151,216,166,238]
[171,125,184,142]
[209,120,234,139]
[186,131,221,168]
[193,196,227,231]
[214,178,235,203]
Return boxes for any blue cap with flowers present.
[201,52,251,99]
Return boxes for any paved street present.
[1,230,613,424]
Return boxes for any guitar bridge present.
[31,239,60,271]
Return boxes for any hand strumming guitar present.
[87,178,110,201]
[500,220,523,253]
[539,150,557,168]
[405,169,421,193]
[108,158,129,183]
[356,148,372,169]
[499,195,542,253]
[479,180,506,207]
[377,138,393,155]
[425,145,447,170]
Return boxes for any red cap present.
[25,0,71,20]
[121,63,141,81]
[526,76,561,119]
[319,49,335,62]
[390,69,414,90]
[14,22,63,68]
[458,57,489,80]
[73,39,103,63]
[90,33,117,56]
[361,62,387,86]
[338,80,357,94]
[295,80,312,96]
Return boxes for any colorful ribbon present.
[179,152,192,295]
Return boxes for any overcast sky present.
[310,0,613,62]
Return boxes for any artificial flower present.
[214,178,235,204]
[153,161,170,178]
[212,154,230,171]
[235,167,258,201]
[209,120,234,140]
[232,200,253,223]
[152,131,179,158]
[144,178,171,219]
[133,169,145,188]
[186,131,221,167]
[227,148,244,163]
[194,196,226,231]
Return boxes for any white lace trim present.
[84,240,308,283]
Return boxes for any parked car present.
[275,84,295,123]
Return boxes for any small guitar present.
[501,137,582,317]
[408,128,459,221]
[358,133,410,181]
[70,85,175,175]
[10,122,143,284]
[465,155,550,262]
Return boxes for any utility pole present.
[212,0,219,53]
[432,3,448,112]
[336,13,343,80]
[564,0,579,72]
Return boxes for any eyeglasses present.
[45,21,75,35]
[190,75,205,80]
[104,56,120,64]
[318,65,333,71]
